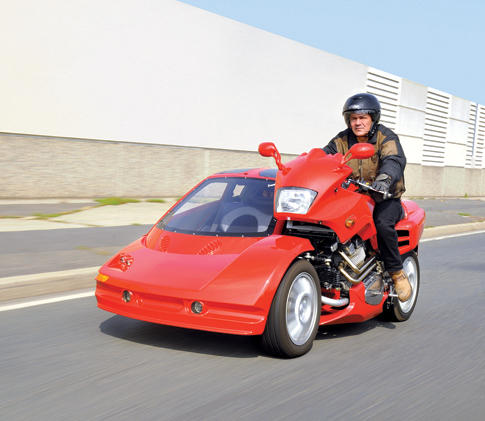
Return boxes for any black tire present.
[261,259,320,358]
[382,251,420,322]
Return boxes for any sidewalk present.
[1,197,484,234]
[0,198,178,232]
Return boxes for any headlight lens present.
[276,188,317,214]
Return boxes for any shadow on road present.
[316,316,396,341]
[99,315,262,358]
[100,313,396,358]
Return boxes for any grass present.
[33,209,85,219]
[458,212,471,217]
[95,197,140,206]
[5,197,165,221]
[75,245,113,256]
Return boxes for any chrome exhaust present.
[321,296,349,307]
[338,256,377,285]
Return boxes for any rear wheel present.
[382,251,420,322]
[261,259,320,358]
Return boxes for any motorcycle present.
[257,142,425,357]
[95,141,425,358]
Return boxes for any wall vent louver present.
[475,105,485,168]
[422,88,450,166]
[366,68,401,131]
[466,103,477,168]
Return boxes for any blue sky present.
[179,0,485,105]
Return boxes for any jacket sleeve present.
[379,135,406,185]
[322,139,338,155]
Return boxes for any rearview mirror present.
[258,142,286,171]
[258,142,278,158]
[341,143,375,166]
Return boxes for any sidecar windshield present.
[157,177,276,236]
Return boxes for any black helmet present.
[342,93,381,131]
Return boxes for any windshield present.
[158,177,276,236]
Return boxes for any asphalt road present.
[1,225,152,277]
[1,233,484,420]
[412,198,485,225]
[3,197,485,278]
[1,197,484,278]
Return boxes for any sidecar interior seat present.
[225,214,259,233]
[220,206,271,233]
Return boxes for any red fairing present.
[320,283,386,325]
[396,200,426,254]
[275,149,351,204]
[274,149,376,243]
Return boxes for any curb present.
[0,267,98,303]
[422,220,485,238]
[0,266,99,287]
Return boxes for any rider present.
[323,93,412,302]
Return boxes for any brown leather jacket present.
[323,124,406,198]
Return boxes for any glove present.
[371,174,392,202]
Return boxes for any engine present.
[284,222,383,304]
[314,237,375,291]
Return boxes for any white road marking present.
[0,266,99,286]
[0,290,94,312]
[421,230,485,242]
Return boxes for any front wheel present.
[261,259,320,358]
[382,251,420,322]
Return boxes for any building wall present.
[1,0,484,198]
[0,133,292,198]
[0,0,367,155]
[1,132,484,198]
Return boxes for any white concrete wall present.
[0,0,367,155]
[396,80,477,168]
[1,0,484,185]
[396,80,427,165]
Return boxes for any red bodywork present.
[96,149,425,335]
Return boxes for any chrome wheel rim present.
[286,272,319,345]
[399,256,418,313]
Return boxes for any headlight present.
[276,188,317,214]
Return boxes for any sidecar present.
[96,168,314,337]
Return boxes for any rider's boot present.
[390,270,412,302]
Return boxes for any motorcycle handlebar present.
[347,179,393,200]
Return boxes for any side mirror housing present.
[258,142,286,171]
[258,142,277,158]
[341,143,375,166]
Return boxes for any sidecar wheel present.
[261,260,320,358]
[382,251,420,322]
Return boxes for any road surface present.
[1,233,484,420]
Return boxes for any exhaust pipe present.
[338,256,377,285]
[321,296,349,307]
